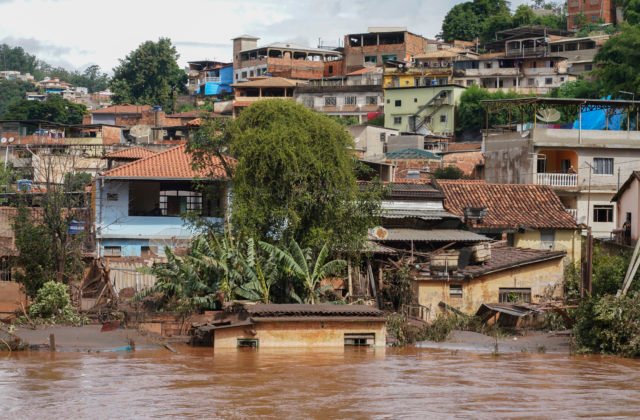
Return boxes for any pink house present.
[611,171,640,245]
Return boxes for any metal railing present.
[536,172,577,187]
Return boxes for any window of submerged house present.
[366,96,378,105]
[325,96,337,106]
[344,333,375,346]
[129,182,225,218]
[449,284,463,297]
[344,96,357,105]
[237,339,259,348]
[499,288,531,303]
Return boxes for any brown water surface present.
[1,347,640,418]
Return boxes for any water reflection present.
[1,347,640,418]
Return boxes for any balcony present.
[565,208,578,220]
[203,76,221,83]
[536,173,577,188]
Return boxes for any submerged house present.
[413,242,566,320]
[94,144,233,258]
[197,303,386,348]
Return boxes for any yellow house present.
[200,304,387,349]
[436,180,582,263]
[413,243,566,320]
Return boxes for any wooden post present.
[49,334,56,352]
[347,260,353,297]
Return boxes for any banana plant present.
[263,240,346,304]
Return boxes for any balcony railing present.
[536,172,577,187]
[565,208,578,220]
[202,76,221,83]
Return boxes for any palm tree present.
[263,240,346,304]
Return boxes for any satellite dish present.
[537,108,561,123]
[368,226,388,240]
[0,138,6,144]
[8,137,14,143]
[129,125,152,141]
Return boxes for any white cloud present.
[0,0,532,73]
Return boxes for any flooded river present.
[1,347,640,418]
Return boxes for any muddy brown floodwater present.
[2,346,640,419]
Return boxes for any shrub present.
[27,281,86,326]
[573,292,640,357]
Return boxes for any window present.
[379,132,386,142]
[540,229,555,249]
[366,96,377,105]
[593,157,614,175]
[560,76,565,82]
[141,246,153,258]
[237,339,259,348]
[499,288,532,303]
[160,190,202,216]
[386,99,390,104]
[325,96,337,106]
[241,71,247,79]
[344,333,375,346]
[528,78,534,86]
[585,63,593,71]
[303,97,314,108]
[393,116,402,125]
[439,114,447,123]
[593,205,614,223]
[103,246,121,257]
[364,55,377,64]
[249,70,254,77]
[381,54,397,63]
[414,77,421,87]
[466,80,474,87]
[394,100,401,107]
[344,96,357,105]
[414,97,418,103]
[107,193,119,201]
[328,65,334,74]
[438,78,448,85]
[484,62,493,69]
[449,284,463,297]
[545,77,553,85]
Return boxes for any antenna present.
[7,137,14,143]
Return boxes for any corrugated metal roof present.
[382,209,459,220]
[243,303,384,317]
[372,229,489,242]
[385,148,442,160]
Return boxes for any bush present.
[27,281,86,326]
[573,292,640,357]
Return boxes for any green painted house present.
[384,84,465,136]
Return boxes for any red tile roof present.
[436,180,577,229]
[92,105,152,115]
[104,147,157,160]
[101,144,234,180]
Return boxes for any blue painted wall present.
[96,180,227,257]
[200,64,233,96]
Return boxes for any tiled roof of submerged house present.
[457,242,565,279]
[436,180,577,230]
[101,144,234,180]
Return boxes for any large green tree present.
[3,94,86,124]
[110,38,187,113]
[224,100,381,250]
[593,24,640,96]
[440,0,510,42]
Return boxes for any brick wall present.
[567,0,615,29]
[343,32,429,73]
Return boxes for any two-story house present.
[383,84,465,135]
[483,97,640,238]
[231,77,302,117]
[187,60,233,97]
[232,35,342,83]
[94,144,234,258]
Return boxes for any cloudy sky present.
[0,0,529,73]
